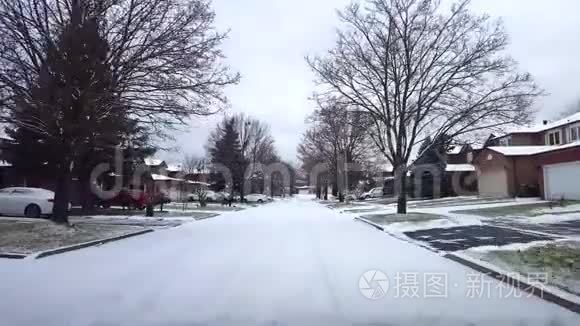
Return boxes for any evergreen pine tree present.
[209,118,247,200]
[5,0,115,224]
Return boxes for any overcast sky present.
[162,0,580,164]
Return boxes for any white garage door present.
[478,169,508,198]
[543,162,580,200]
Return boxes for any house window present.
[499,136,512,146]
[546,130,561,145]
[569,124,580,143]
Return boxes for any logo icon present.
[359,270,389,300]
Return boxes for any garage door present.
[543,162,580,200]
[478,169,508,197]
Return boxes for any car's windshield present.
[0,0,579,325]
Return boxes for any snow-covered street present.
[0,197,578,325]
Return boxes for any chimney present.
[543,120,548,125]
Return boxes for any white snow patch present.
[526,213,580,224]
[446,164,476,172]
[464,240,557,253]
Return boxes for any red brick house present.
[476,112,580,199]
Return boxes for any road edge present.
[0,253,27,259]
[34,229,154,259]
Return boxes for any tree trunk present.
[80,170,95,214]
[52,164,72,225]
[395,165,408,214]
[146,203,154,217]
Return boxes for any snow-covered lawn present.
[162,202,246,212]
[0,198,578,325]
[462,240,580,299]
[452,202,580,218]
[0,220,146,255]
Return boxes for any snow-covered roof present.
[187,180,210,186]
[0,160,12,167]
[151,174,183,182]
[144,158,165,167]
[447,145,464,155]
[191,168,211,175]
[489,142,580,156]
[446,164,476,172]
[166,164,182,173]
[503,112,580,135]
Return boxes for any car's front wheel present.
[257,199,264,203]
[24,204,41,219]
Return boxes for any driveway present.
[0,198,577,325]
[404,225,555,252]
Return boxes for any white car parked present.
[359,187,384,200]
[244,193,271,203]
[0,187,55,218]
[187,190,224,202]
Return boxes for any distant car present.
[0,187,55,218]
[187,190,223,202]
[244,193,272,203]
[359,187,384,200]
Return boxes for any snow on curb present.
[32,229,154,259]
[447,252,580,314]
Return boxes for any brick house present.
[475,112,580,199]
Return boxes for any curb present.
[445,253,580,315]
[35,229,154,259]
[353,216,384,231]
[354,216,440,253]
[0,253,27,259]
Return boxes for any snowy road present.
[0,198,578,325]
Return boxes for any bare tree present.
[307,0,542,213]
[0,0,238,223]
[298,97,373,201]
[0,0,239,134]
[182,154,208,176]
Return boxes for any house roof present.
[446,164,476,172]
[501,112,580,136]
[151,174,183,182]
[447,145,464,155]
[0,160,12,167]
[144,158,165,167]
[166,164,182,173]
[187,180,211,186]
[488,142,580,156]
